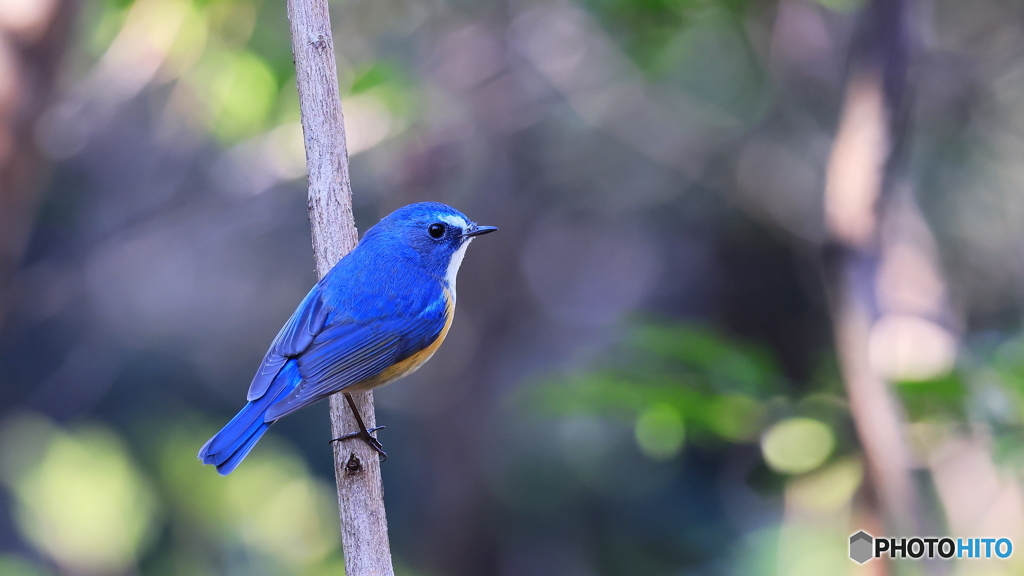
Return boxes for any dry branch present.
[286,0,395,573]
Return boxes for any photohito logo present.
[849,531,1013,564]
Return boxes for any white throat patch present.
[445,238,472,300]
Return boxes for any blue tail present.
[199,360,300,475]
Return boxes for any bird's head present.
[363,202,497,294]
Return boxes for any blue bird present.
[198,202,496,474]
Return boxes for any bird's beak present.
[464,225,498,237]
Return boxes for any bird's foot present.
[329,393,388,461]
[329,425,387,461]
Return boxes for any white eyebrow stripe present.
[439,214,468,229]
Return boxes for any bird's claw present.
[329,427,388,461]
[329,394,388,461]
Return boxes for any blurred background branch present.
[0,0,75,331]
[821,0,921,539]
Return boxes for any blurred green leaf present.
[0,555,53,576]
[635,402,686,460]
[188,48,279,142]
[533,322,781,450]
[814,0,865,13]
[350,61,405,95]
[760,417,834,475]
[893,372,968,422]
[632,323,780,396]
[0,414,161,575]
[155,423,340,567]
[701,393,764,441]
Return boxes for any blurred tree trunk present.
[0,0,76,330]
[823,0,949,555]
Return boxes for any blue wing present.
[246,283,329,401]
[263,310,447,421]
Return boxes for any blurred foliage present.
[582,0,750,74]
[0,415,160,575]
[532,322,853,474]
[0,555,53,576]
[0,413,344,576]
[958,335,1024,468]
[534,318,1024,476]
[580,0,769,123]
[77,0,414,148]
[523,318,1024,573]
[892,372,967,423]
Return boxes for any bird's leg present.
[329,393,387,461]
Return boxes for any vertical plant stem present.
[0,0,77,333]
[286,0,395,573]
[823,0,932,548]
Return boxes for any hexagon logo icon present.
[850,531,874,564]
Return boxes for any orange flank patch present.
[348,289,455,392]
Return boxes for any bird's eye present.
[428,223,446,238]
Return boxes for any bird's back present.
[318,234,450,326]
